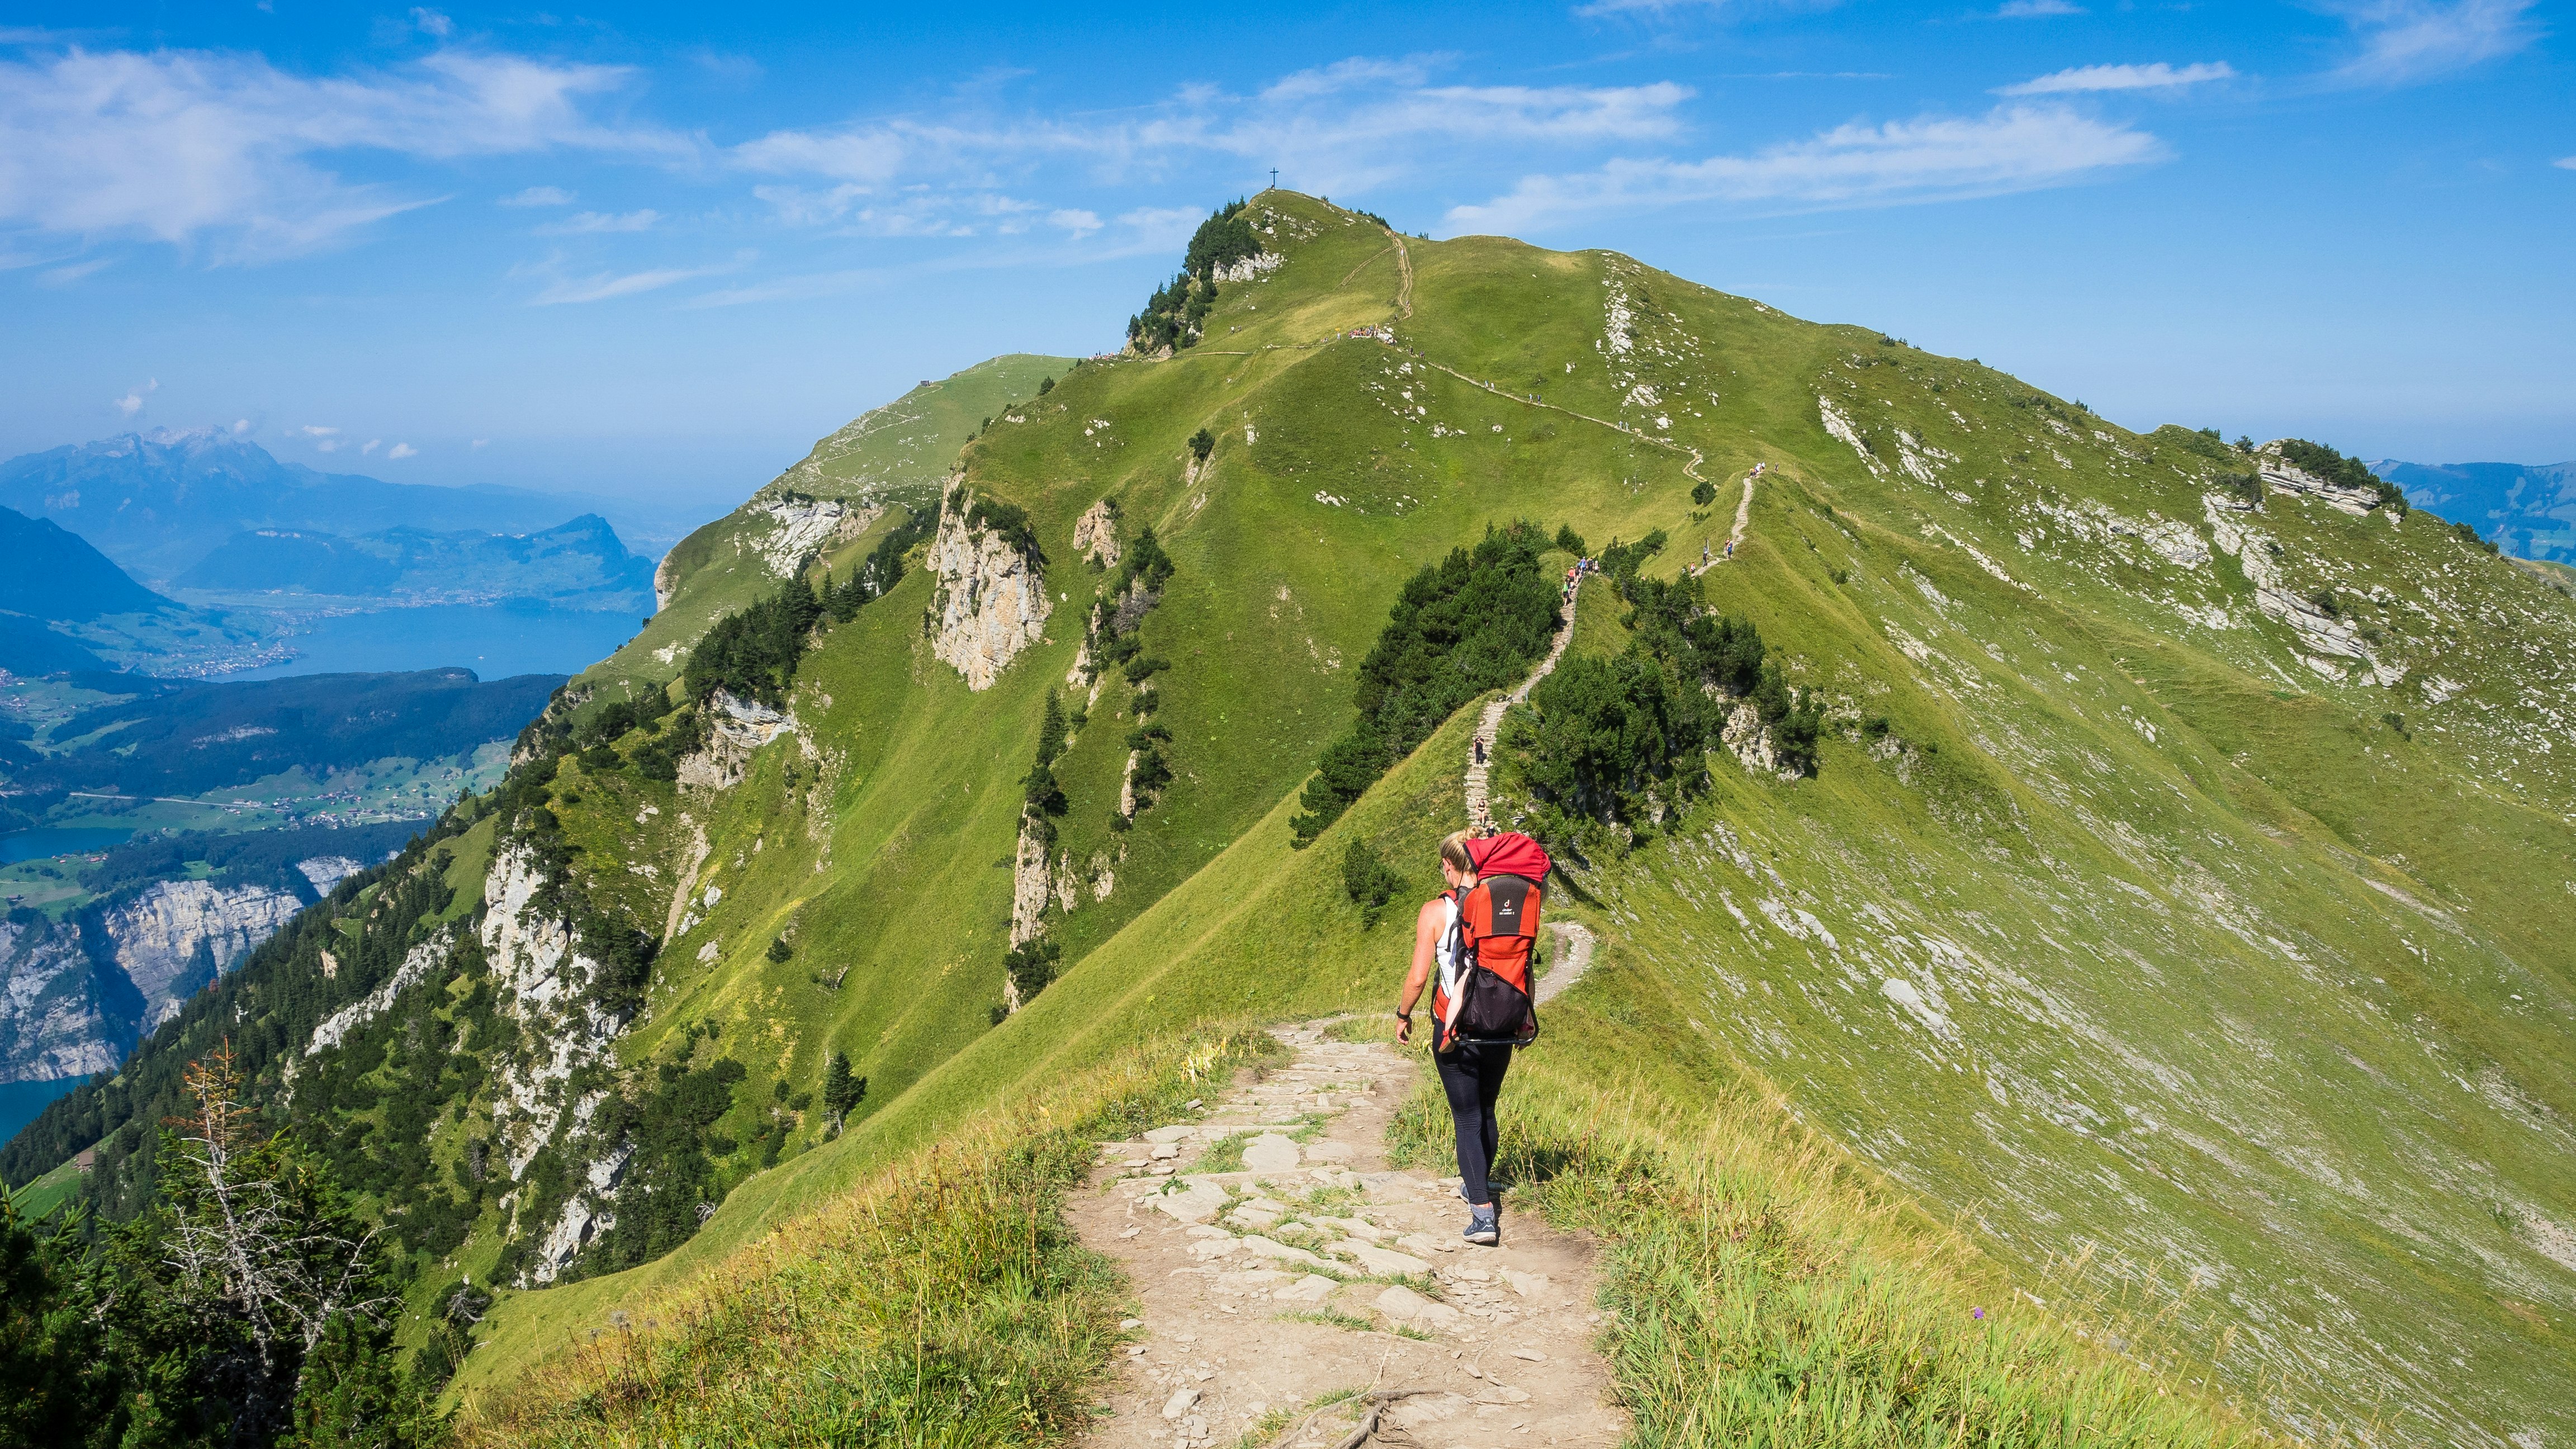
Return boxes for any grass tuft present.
[1385,1040,2274,1447]
[457,1029,1277,1447]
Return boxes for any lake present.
[0,826,135,864]
[0,1077,82,1153]
[226,603,645,682]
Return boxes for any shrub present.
[1005,936,1062,1001]
[2277,438,2408,515]
[1189,428,1215,462]
[1291,522,1561,845]
[1522,654,1711,826]
[1341,839,1407,927]
[1555,524,1587,556]
[1690,479,1716,508]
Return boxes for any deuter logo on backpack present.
[1432,832,1550,1050]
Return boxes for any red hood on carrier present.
[1469,832,1551,882]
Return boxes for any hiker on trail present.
[1396,830,1547,1246]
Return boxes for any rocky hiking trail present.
[1465,578,1583,837]
[1074,1024,1623,1449]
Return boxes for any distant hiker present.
[1473,737,1487,766]
[1397,830,1547,1246]
[1724,540,1734,559]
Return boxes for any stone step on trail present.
[1072,1024,1626,1448]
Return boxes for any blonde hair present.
[1438,830,1477,875]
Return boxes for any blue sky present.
[3,1,2569,515]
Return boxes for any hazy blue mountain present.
[0,429,670,583]
[2372,457,2576,561]
[0,505,170,621]
[0,504,177,676]
[175,514,655,609]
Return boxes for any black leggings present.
[1434,1043,1513,1206]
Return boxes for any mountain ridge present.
[10,193,2569,1445]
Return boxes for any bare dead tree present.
[158,1045,401,1376]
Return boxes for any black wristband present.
[1395,1009,1413,1021]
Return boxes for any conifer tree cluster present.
[1126,200,1262,354]
[1291,522,1561,846]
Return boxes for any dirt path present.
[1074,1025,1625,1449]
[1465,576,1584,835]
[1390,231,1414,320]
[1688,465,1761,576]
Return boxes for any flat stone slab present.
[1341,1241,1432,1276]
[1143,1125,1197,1144]
[1147,1180,1228,1224]
[1240,1133,1301,1171]
[1274,1273,1337,1303]
[1372,1284,1463,1330]
[1237,1235,1331,1270]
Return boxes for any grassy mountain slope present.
[17,194,2568,1445]
[470,194,2566,1441]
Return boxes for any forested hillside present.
[8,192,2568,1448]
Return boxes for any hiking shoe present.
[1463,1206,1499,1246]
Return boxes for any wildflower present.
[1972,1308,1985,1320]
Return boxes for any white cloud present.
[410,8,453,37]
[538,207,661,234]
[1448,104,2164,233]
[2557,155,2576,169]
[386,442,416,458]
[499,184,576,206]
[363,438,381,454]
[231,419,251,435]
[114,378,157,415]
[470,438,488,448]
[1048,207,1102,238]
[301,424,337,436]
[529,264,722,305]
[1999,62,2236,95]
[0,46,685,259]
[2326,0,2539,85]
[729,63,1690,207]
[1996,0,2084,15]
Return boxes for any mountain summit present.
[8,193,2569,1445]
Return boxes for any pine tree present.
[822,1051,865,1128]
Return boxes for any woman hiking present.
[1396,829,1548,1246]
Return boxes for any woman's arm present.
[1395,896,1443,1045]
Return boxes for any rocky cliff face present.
[0,917,120,1083]
[930,491,1050,690]
[477,845,629,1283]
[103,880,303,1030]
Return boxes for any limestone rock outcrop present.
[930,490,1051,690]
[104,880,302,1030]
[0,916,121,1083]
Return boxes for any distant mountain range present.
[176,514,654,610]
[2372,458,2576,562]
[0,429,688,584]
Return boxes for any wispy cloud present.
[530,264,726,305]
[499,184,576,206]
[2556,155,2576,170]
[2325,0,2539,85]
[115,378,157,415]
[386,442,417,458]
[42,257,111,285]
[729,60,1692,218]
[1448,104,2163,233]
[1998,61,2236,95]
[1996,0,2084,16]
[538,208,661,234]
[0,46,685,259]
[1048,207,1102,238]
